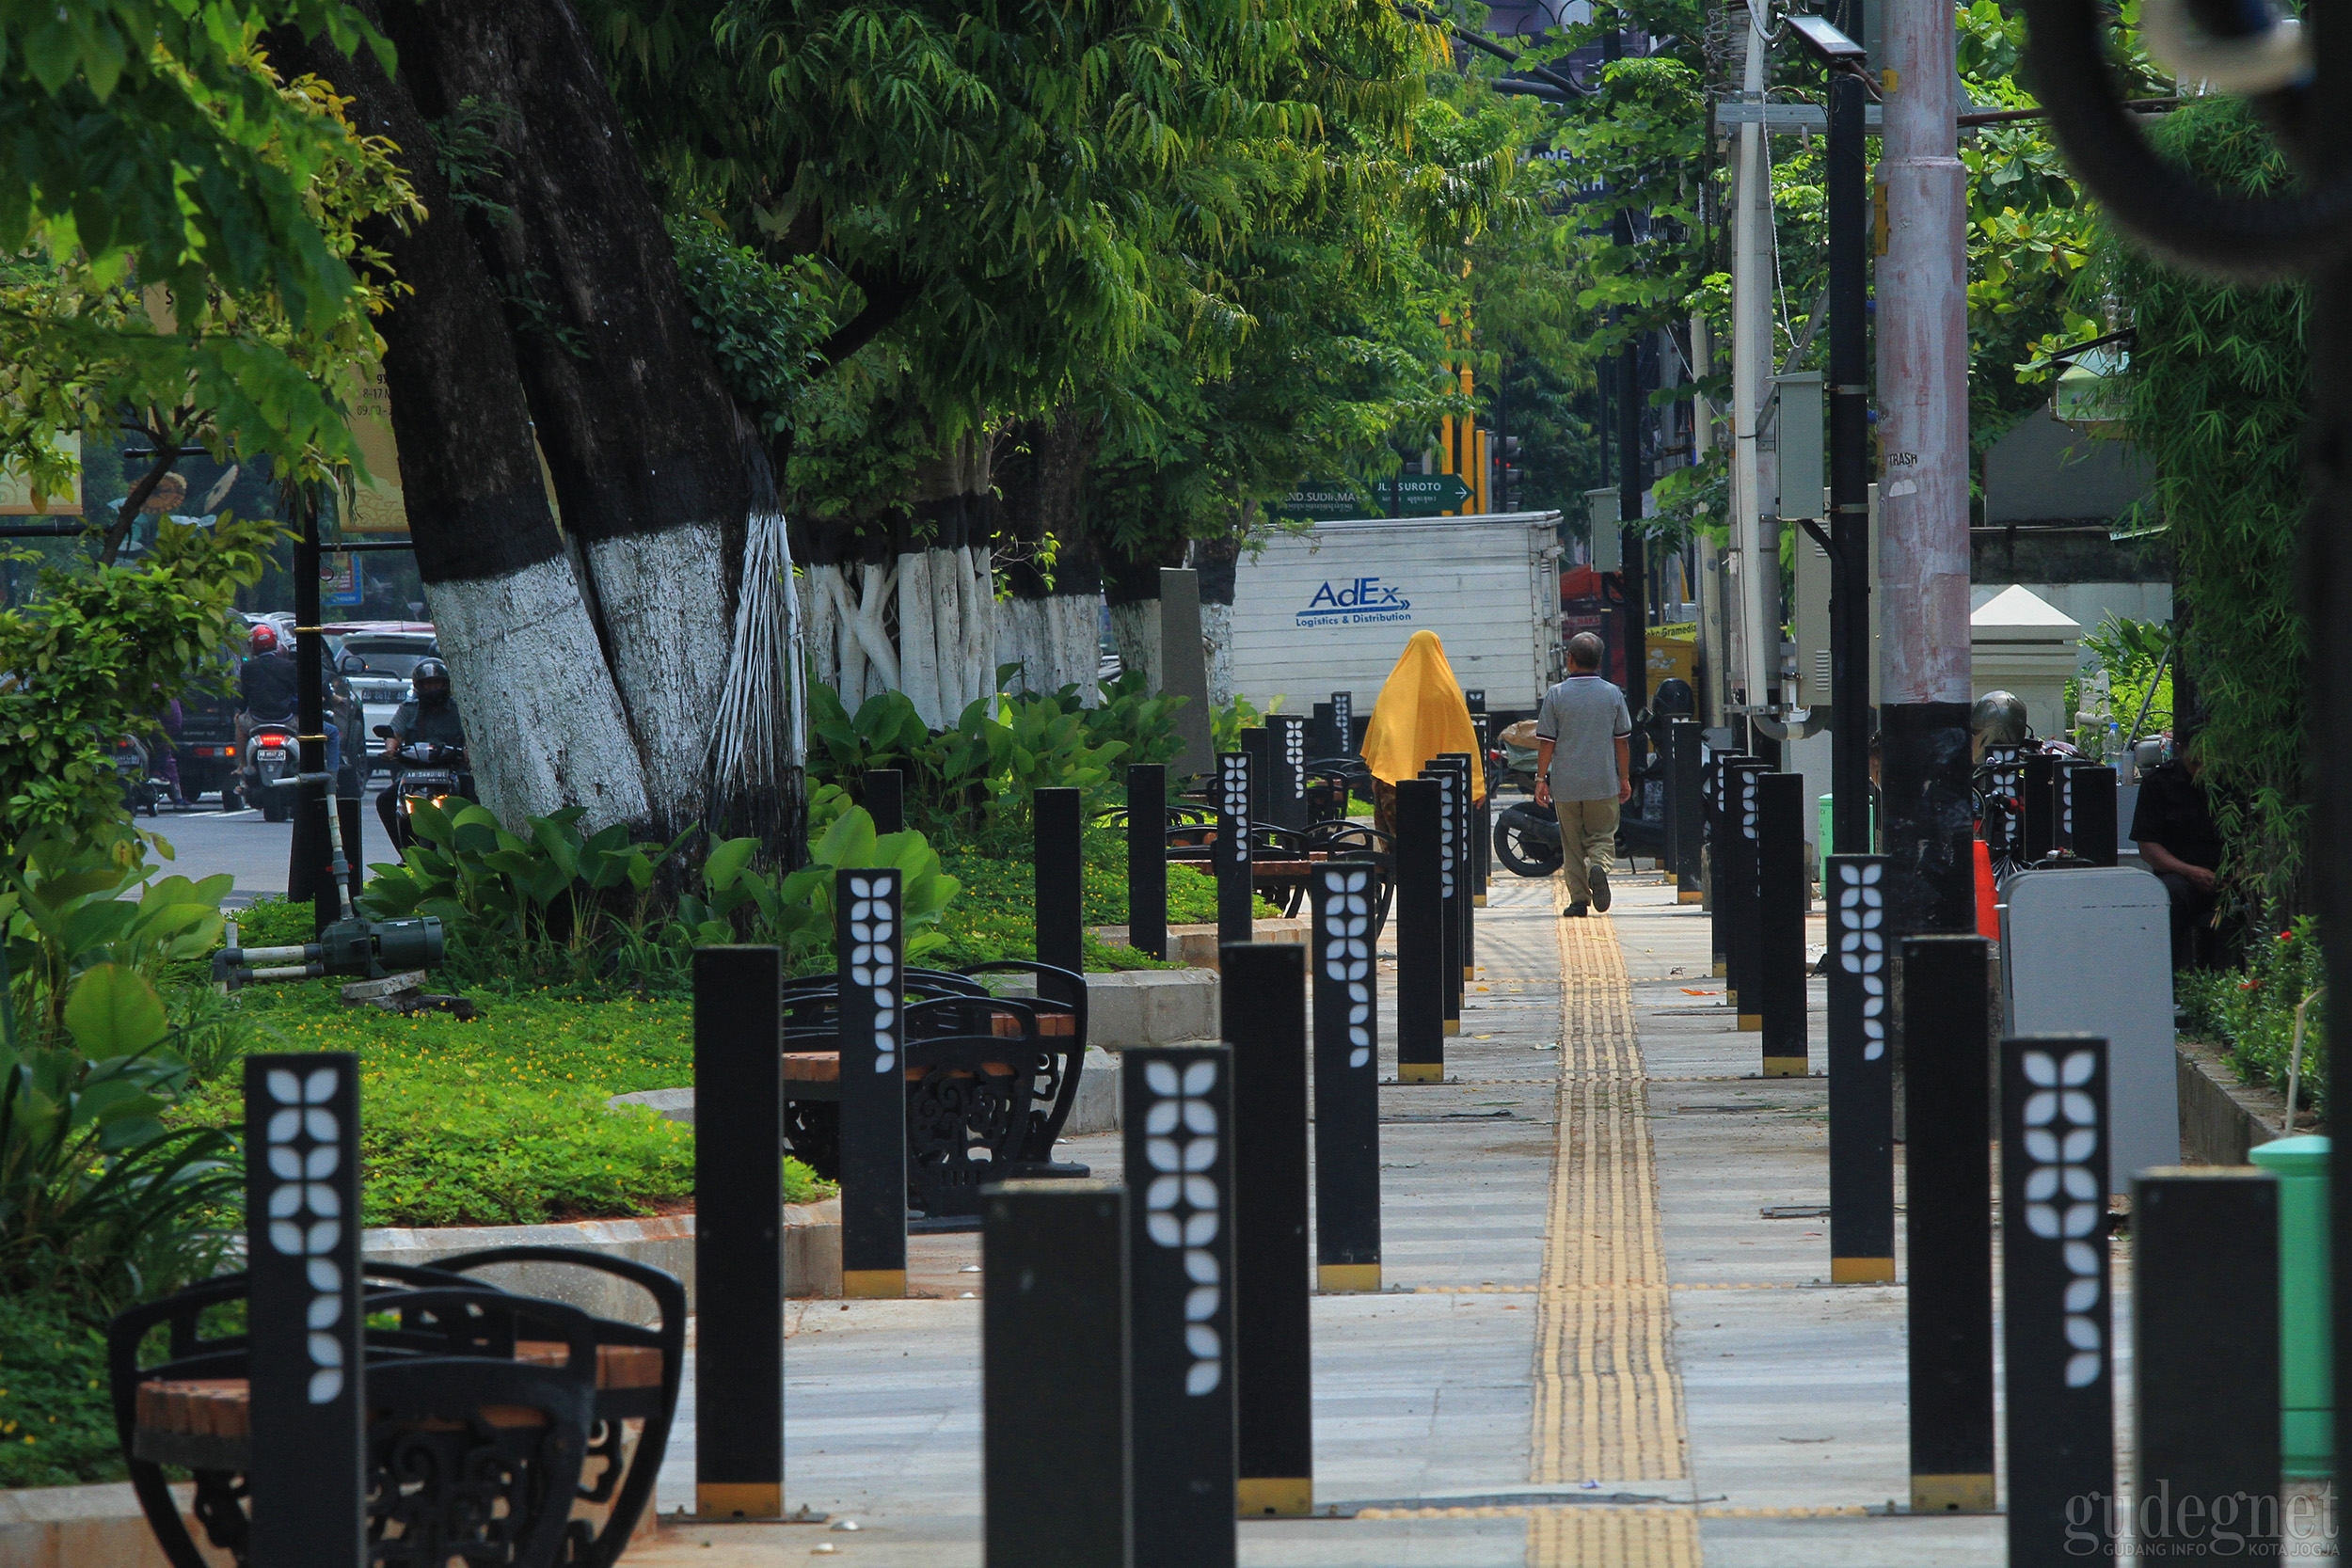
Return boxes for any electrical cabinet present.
[1789,483,1880,710]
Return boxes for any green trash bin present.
[1815,792,1877,895]
[2248,1133,2332,1478]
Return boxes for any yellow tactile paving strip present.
[1526,890,1697,1567]
[1526,1505,1702,1565]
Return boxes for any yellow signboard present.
[1647,636,1695,689]
[337,368,409,535]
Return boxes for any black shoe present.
[1562,902,1590,919]
[1590,863,1613,912]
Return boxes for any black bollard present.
[1824,855,1895,1283]
[1240,724,1273,826]
[1036,786,1084,1005]
[1395,778,1445,1084]
[1437,752,1476,982]
[2001,1035,2115,1565]
[864,768,905,834]
[1331,690,1355,755]
[1725,759,1767,1030]
[1309,701,1338,760]
[1124,1046,1239,1565]
[2072,765,2119,867]
[1269,713,1309,832]
[1422,766,1464,1035]
[1223,942,1313,1516]
[1669,720,1705,903]
[1707,751,1738,977]
[246,1053,365,1563]
[1128,764,1168,960]
[837,873,908,1296]
[1756,773,1809,1076]
[984,1181,1132,1567]
[2135,1170,2281,1561]
[694,947,788,1513]
[2021,752,2058,863]
[1311,863,1382,1291]
[1469,715,1492,907]
[1903,933,1996,1514]
[1216,751,1254,947]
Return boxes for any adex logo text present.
[1298,577,1413,627]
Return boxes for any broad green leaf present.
[63,963,167,1055]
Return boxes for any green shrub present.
[2180,917,2328,1117]
[930,834,1272,971]
[0,1293,120,1489]
[173,985,830,1227]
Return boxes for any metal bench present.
[110,1251,682,1568]
[777,960,1090,1220]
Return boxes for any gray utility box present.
[1999,866,2180,1190]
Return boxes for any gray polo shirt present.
[1534,673,1631,801]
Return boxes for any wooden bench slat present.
[135,1340,666,1436]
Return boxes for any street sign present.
[1279,474,1471,519]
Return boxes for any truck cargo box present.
[1227,512,1565,718]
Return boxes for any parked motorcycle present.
[241,720,299,822]
[376,726,474,849]
[1491,790,1669,878]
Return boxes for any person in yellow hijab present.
[1361,630,1486,833]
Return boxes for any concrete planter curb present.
[1091,917,1307,969]
[0,1481,229,1568]
[360,1203,843,1318]
[2176,1036,2312,1165]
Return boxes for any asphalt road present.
[141,787,400,903]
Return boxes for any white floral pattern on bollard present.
[1143,1057,1225,1396]
[262,1065,348,1404]
[2019,1046,2106,1387]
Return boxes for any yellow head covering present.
[1361,630,1486,802]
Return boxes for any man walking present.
[1534,632,1632,917]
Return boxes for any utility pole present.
[1785,8,1876,854]
[1691,312,1724,726]
[1876,0,1977,934]
[1729,8,1774,726]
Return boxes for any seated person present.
[2128,739,2221,971]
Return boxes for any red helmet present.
[248,624,280,656]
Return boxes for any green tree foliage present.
[0,5,415,507]
[2091,96,2306,912]
[0,515,277,858]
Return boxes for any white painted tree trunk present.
[581,525,730,833]
[931,550,968,721]
[965,546,997,705]
[1201,600,1234,707]
[1109,601,1159,688]
[897,549,945,727]
[423,559,651,832]
[802,563,840,695]
[998,594,1104,704]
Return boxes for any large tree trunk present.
[995,412,1104,705]
[897,436,996,726]
[274,16,651,832]
[1194,533,1240,707]
[1103,535,1182,689]
[368,0,749,839]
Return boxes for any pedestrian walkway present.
[631,872,2015,1565]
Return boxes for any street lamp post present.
[1788,11,1875,854]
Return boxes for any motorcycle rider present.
[377,658,469,840]
[235,624,298,751]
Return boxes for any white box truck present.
[1227,512,1565,718]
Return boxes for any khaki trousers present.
[1551,797,1620,906]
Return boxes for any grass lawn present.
[177,981,726,1229]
